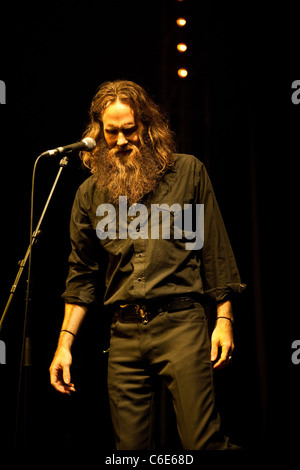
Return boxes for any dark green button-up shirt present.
[62,154,245,307]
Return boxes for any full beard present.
[95,140,163,205]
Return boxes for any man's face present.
[97,99,161,204]
[102,100,141,158]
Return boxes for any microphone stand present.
[0,155,69,333]
[0,153,70,449]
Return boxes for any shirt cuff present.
[204,283,246,302]
[61,291,95,306]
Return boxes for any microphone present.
[40,137,96,157]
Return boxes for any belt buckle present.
[136,305,148,324]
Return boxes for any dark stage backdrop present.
[0,0,299,456]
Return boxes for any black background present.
[0,0,299,457]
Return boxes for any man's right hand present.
[49,346,76,395]
[49,304,87,394]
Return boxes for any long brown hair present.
[80,80,176,174]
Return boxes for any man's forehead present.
[102,101,135,126]
[104,119,136,130]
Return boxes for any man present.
[49,80,245,450]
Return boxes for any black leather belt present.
[115,296,197,325]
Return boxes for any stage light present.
[176,18,186,27]
[178,68,188,78]
[177,43,187,52]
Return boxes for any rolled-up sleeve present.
[197,162,246,302]
[62,186,100,306]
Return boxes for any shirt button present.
[137,277,142,282]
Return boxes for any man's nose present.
[117,132,128,146]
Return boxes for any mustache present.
[108,144,141,168]
[110,143,136,155]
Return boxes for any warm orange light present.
[176,18,187,27]
[177,43,187,52]
[178,68,188,78]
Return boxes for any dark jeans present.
[107,302,228,450]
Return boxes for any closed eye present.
[105,129,118,135]
[123,126,137,136]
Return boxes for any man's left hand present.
[210,300,235,370]
[210,317,234,369]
